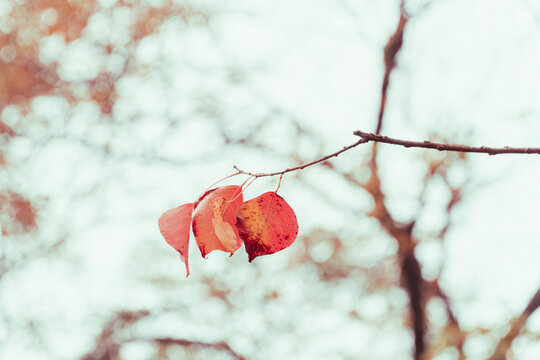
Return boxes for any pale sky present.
[1,0,540,359]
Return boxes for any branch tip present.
[355,131,540,155]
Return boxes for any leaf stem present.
[274,174,283,193]
[195,172,241,203]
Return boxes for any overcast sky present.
[1,0,540,359]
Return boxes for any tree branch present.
[355,131,540,155]
[489,285,540,360]
[376,0,408,134]
[233,138,369,177]
[84,337,244,360]
[234,130,540,179]
[81,310,245,360]
[363,144,426,360]
[123,337,245,360]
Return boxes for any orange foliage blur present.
[1,0,206,235]
[0,191,36,236]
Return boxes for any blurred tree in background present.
[1,0,540,359]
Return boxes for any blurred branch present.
[82,310,151,360]
[355,131,540,155]
[364,144,426,360]
[401,252,425,360]
[82,310,244,360]
[87,337,245,360]
[376,0,408,134]
[0,237,65,281]
[417,152,469,360]
[120,337,245,360]
[425,280,466,360]
[519,0,540,24]
[488,285,540,360]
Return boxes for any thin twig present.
[355,131,540,155]
[234,130,540,179]
[233,138,369,177]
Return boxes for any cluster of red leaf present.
[158,185,298,276]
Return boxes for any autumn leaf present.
[236,192,298,262]
[192,186,244,258]
[212,197,240,252]
[158,203,194,276]
[159,185,298,273]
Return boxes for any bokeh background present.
[1,0,540,359]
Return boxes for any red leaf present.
[158,203,194,276]
[235,192,298,262]
[212,197,240,252]
[192,186,244,258]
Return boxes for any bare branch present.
[84,337,244,360]
[401,252,426,360]
[122,337,245,360]
[363,144,426,360]
[234,130,540,179]
[355,131,540,155]
[233,138,368,177]
[376,0,409,134]
[425,280,466,360]
[525,286,540,314]
[489,285,540,360]
[82,310,151,360]
[82,310,245,360]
